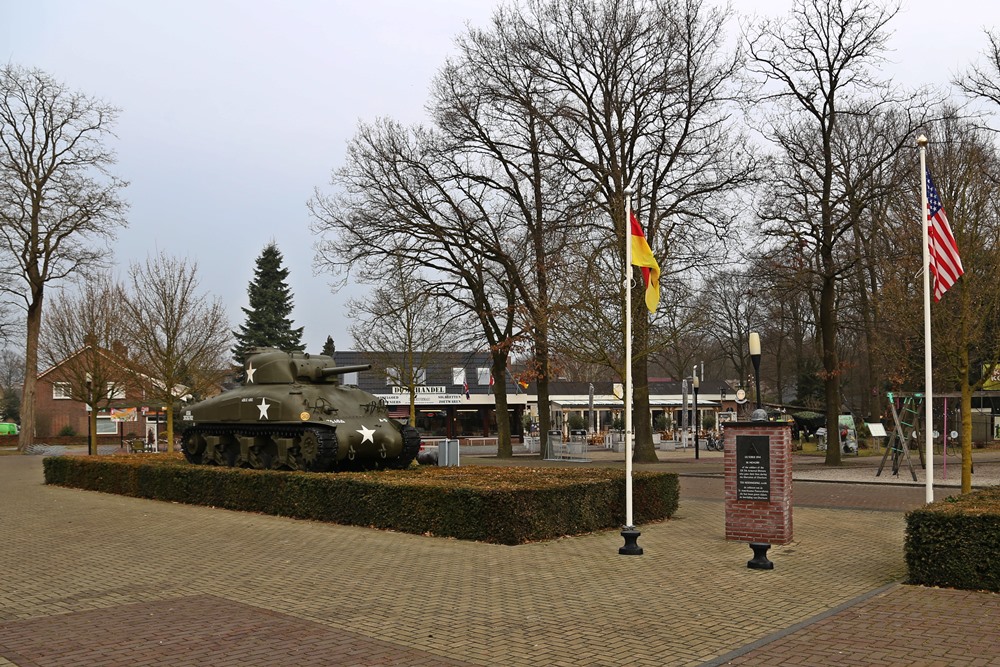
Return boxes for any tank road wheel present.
[292,430,320,472]
[181,430,206,464]
[247,436,277,470]
[205,433,238,466]
[222,439,240,467]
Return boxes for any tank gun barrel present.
[319,364,372,376]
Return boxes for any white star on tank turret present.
[246,362,257,383]
[356,425,375,444]
[257,398,270,419]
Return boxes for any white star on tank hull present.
[356,425,375,444]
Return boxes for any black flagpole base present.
[747,542,773,569]
[619,527,643,555]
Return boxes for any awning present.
[550,398,718,408]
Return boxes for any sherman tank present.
[180,348,420,472]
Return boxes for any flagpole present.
[918,134,934,504]
[620,183,642,555]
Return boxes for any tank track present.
[384,425,422,470]
[181,423,338,472]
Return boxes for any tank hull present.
[179,349,420,472]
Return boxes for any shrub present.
[57,425,77,436]
[43,455,680,545]
[905,487,1000,591]
[654,414,672,432]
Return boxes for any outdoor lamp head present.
[749,332,761,357]
[692,376,699,390]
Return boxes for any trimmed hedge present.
[43,455,679,545]
[905,487,1000,591]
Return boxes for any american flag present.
[926,171,964,301]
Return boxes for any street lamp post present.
[693,375,700,460]
[85,373,96,456]
[720,384,727,428]
[749,332,763,411]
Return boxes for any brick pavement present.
[0,453,996,666]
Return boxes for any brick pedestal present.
[723,421,792,545]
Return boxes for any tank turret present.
[180,348,420,472]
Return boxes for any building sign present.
[736,435,770,502]
[391,386,447,394]
[110,407,138,422]
[378,393,465,405]
[983,364,1000,391]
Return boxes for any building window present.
[477,368,490,385]
[342,371,358,386]
[452,367,466,385]
[387,367,425,386]
[96,415,117,435]
[53,382,72,399]
[106,383,125,400]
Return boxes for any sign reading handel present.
[736,435,770,502]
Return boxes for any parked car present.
[0,423,18,436]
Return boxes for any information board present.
[736,435,771,502]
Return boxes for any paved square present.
[2,453,998,666]
[0,595,474,667]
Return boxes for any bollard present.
[747,542,773,570]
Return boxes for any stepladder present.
[877,392,919,481]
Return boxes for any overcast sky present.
[2,0,995,353]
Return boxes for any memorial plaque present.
[736,435,770,501]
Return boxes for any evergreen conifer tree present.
[321,335,336,357]
[232,243,305,364]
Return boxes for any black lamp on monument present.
[749,332,764,416]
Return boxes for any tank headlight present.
[300,411,311,421]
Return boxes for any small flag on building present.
[926,170,964,301]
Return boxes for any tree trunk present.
[89,408,98,456]
[492,355,513,458]
[165,400,176,454]
[960,348,973,494]
[17,292,43,451]
[821,272,842,466]
[632,274,657,463]
[535,333,553,460]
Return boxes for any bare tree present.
[120,252,232,453]
[310,120,525,456]
[0,346,24,395]
[506,0,758,462]
[954,29,1000,112]
[0,64,128,450]
[348,257,476,426]
[746,0,936,464]
[429,23,582,459]
[702,268,765,390]
[877,115,1000,493]
[39,274,131,454]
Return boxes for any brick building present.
[34,346,168,443]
